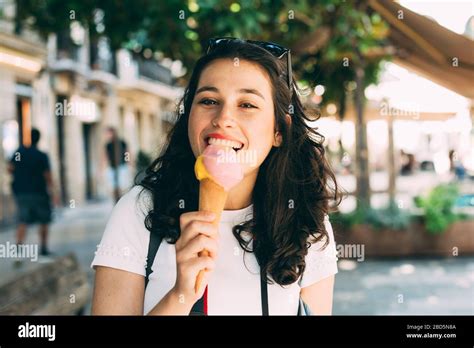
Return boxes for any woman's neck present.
[224,170,258,210]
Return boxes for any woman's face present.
[188,58,281,176]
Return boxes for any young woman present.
[91,38,340,315]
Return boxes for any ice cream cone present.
[194,178,228,293]
[193,145,243,294]
[199,178,228,224]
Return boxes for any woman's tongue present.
[202,144,243,190]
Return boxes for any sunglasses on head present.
[206,37,293,95]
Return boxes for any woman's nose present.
[212,105,236,128]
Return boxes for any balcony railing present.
[56,30,80,62]
[90,36,116,75]
[135,55,173,85]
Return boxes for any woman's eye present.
[240,102,257,109]
[199,99,217,106]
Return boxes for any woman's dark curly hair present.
[137,39,340,286]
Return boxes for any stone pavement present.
[333,257,474,315]
[0,199,114,315]
[1,197,473,315]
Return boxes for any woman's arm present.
[92,266,196,315]
[92,211,218,315]
[92,266,145,315]
[300,275,335,315]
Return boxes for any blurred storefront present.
[0,3,182,225]
[0,5,49,226]
[310,1,474,213]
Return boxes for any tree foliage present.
[13,0,390,109]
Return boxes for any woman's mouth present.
[206,137,244,152]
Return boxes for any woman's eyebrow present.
[239,88,265,100]
[196,86,265,100]
[196,86,218,94]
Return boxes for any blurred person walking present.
[449,150,466,181]
[8,128,58,257]
[104,127,131,202]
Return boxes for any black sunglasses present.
[206,37,293,96]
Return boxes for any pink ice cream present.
[195,144,244,191]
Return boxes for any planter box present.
[333,219,474,257]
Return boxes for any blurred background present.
[0,0,472,315]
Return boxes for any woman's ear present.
[273,114,292,147]
[273,131,283,147]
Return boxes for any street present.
[0,195,473,315]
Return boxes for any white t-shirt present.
[91,186,338,315]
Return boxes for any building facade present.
[0,3,181,225]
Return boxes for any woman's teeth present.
[208,137,243,150]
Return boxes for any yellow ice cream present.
[194,155,214,182]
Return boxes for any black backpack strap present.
[145,231,162,288]
[145,231,206,315]
[260,270,269,315]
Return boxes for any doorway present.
[82,123,93,200]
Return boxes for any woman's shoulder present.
[99,184,155,252]
[91,185,154,275]
[306,214,334,245]
[113,185,153,220]
[298,214,338,288]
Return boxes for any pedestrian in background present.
[104,127,131,202]
[8,128,57,257]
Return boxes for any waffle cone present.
[199,178,228,224]
[195,178,228,293]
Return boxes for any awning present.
[292,1,474,100]
[368,0,474,99]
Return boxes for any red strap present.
[203,286,208,315]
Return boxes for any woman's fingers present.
[173,211,219,303]
[179,211,215,231]
[182,256,216,276]
[177,218,219,249]
[177,234,219,263]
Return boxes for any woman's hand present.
[172,210,219,309]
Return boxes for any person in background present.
[449,150,466,181]
[104,127,131,202]
[400,150,416,175]
[8,128,58,257]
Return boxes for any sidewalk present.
[333,256,474,315]
[0,198,115,314]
